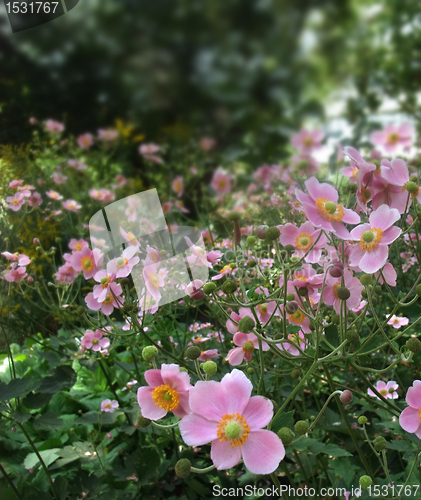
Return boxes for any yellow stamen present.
[217,413,250,447]
[151,384,180,412]
[315,197,345,222]
[295,232,313,251]
[359,227,383,251]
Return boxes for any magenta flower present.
[6,192,25,211]
[226,332,269,366]
[349,204,401,274]
[291,128,324,154]
[81,329,110,352]
[101,399,119,412]
[296,177,360,239]
[322,269,363,314]
[4,266,27,283]
[400,381,421,438]
[46,190,63,201]
[98,129,118,141]
[137,364,192,420]
[368,381,399,400]
[277,330,307,356]
[179,369,285,474]
[45,119,64,134]
[77,133,94,149]
[211,169,232,195]
[387,315,409,329]
[85,283,122,315]
[370,122,413,153]
[63,199,82,212]
[172,176,184,197]
[71,247,101,279]
[279,221,327,263]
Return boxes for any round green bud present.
[373,436,387,451]
[286,293,296,301]
[246,235,257,247]
[290,256,300,264]
[229,262,237,269]
[274,332,283,340]
[360,274,373,287]
[175,458,191,479]
[238,316,255,333]
[142,346,158,362]
[294,420,309,435]
[186,346,201,360]
[227,212,241,222]
[407,337,421,353]
[358,416,368,425]
[277,427,294,446]
[136,415,151,428]
[247,367,255,375]
[371,296,378,306]
[336,286,351,300]
[256,225,269,240]
[346,330,360,344]
[120,277,130,286]
[265,226,281,241]
[359,475,372,489]
[285,301,299,315]
[374,285,382,294]
[416,284,421,296]
[284,244,295,254]
[247,259,257,268]
[203,282,217,295]
[222,280,238,295]
[123,303,134,312]
[361,289,368,299]
[291,369,301,379]
[405,181,418,194]
[202,361,217,376]
[297,287,309,297]
[331,314,340,325]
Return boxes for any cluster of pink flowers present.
[137,365,285,474]
[1,251,31,283]
[80,329,110,354]
[6,180,42,211]
[139,143,163,164]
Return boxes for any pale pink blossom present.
[291,129,324,154]
[226,332,269,365]
[27,192,42,207]
[63,199,82,212]
[368,380,399,400]
[98,129,118,141]
[211,169,232,195]
[46,190,63,201]
[101,399,118,412]
[2,252,30,266]
[399,380,421,438]
[85,283,122,315]
[172,176,184,197]
[6,192,25,211]
[4,265,27,283]
[370,122,414,152]
[198,349,219,362]
[279,221,328,263]
[77,133,94,150]
[277,330,307,356]
[81,329,110,352]
[322,269,363,314]
[68,160,87,170]
[52,173,67,184]
[45,119,65,134]
[387,315,409,329]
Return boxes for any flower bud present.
[284,244,295,254]
[203,282,217,295]
[201,361,217,376]
[222,280,238,295]
[247,367,255,375]
[33,238,40,245]
[123,303,134,312]
[175,458,191,479]
[256,225,268,240]
[142,346,158,362]
[407,337,421,353]
[227,212,241,222]
[336,286,351,300]
[331,314,340,325]
[285,301,299,315]
[294,420,309,435]
[416,284,421,296]
[277,427,294,445]
[238,316,255,333]
[265,226,281,241]
[359,475,372,489]
[374,285,382,294]
[340,390,353,404]
[291,369,300,379]
[186,346,201,360]
[297,287,309,297]
[120,277,130,287]
[247,259,257,268]
[286,293,295,301]
[246,235,257,247]
[329,265,343,278]
[346,330,360,344]
[373,436,387,451]
[135,415,151,428]
[360,274,372,287]
[358,416,368,425]
[190,289,205,300]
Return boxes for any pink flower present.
[322,269,363,314]
[71,247,101,279]
[2,252,30,266]
[69,239,88,251]
[277,330,307,356]
[55,263,78,284]
[9,180,24,188]
[348,204,401,274]
[98,129,118,141]
[45,119,64,134]
[93,270,117,302]
[399,380,421,438]
[387,315,409,329]
[46,190,63,201]
[77,133,94,149]
[370,122,414,152]
[68,160,87,170]
[139,143,163,164]
[143,262,167,304]
[179,369,285,474]
[172,176,184,197]
[198,349,219,362]
[379,158,421,209]
[279,221,328,263]
[85,283,122,315]
[368,380,399,400]
[108,246,139,278]
[89,189,115,203]
[296,177,360,239]
[226,332,269,365]
[211,169,232,195]
[6,192,25,211]
[226,308,255,335]
[4,266,27,283]
[81,329,110,352]
[63,199,82,212]
[211,264,234,281]
[291,129,324,154]
[137,364,192,420]
[199,137,216,151]
[27,192,42,207]
[101,399,118,412]
[52,173,67,184]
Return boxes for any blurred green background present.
[1,0,420,160]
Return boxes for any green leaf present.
[24,449,60,470]
[0,378,39,401]
[271,410,295,433]
[37,366,76,393]
[387,440,413,452]
[33,412,64,430]
[23,392,53,409]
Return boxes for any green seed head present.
[336,286,351,300]
[238,316,255,333]
[359,475,372,489]
[294,420,309,435]
[142,346,158,362]
[265,226,281,241]
[373,436,387,451]
[203,282,217,295]
[175,458,191,479]
[186,346,201,360]
[222,280,238,295]
[246,235,257,247]
[324,201,337,214]
[358,415,368,425]
[407,337,421,353]
[277,427,295,445]
[360,274,373,287]
[202,361,217,376]
[405,181,418,194]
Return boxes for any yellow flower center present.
[103,294,113,305]
[151,384,180,412]
[402,181,419,199]
[418,408,421,421]
[92,338,99,345]
[217,179,227,189]
[333,283,341,299]
[243,341,254,353]
[149,272,160,288]
[359,228,383,251]
[379,389,388,396]
[294,274,307,281]
[81,256,94,271]
[257,304,268,314]
[352,168,358,178]
[295,232,313,251]
[12,198,20,205]
[217,413,250,447]
[74,243,83,250]
[289,310,305,324]
[315,197,345,222]
[101,276,111,288]
[117,257,128,269]
[303,137,314,147]
[387,132,400,145]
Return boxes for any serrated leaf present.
[33,412,64,430]
[37,366,76,393]
[271,410,295,433]
[23,392,53,409]
[0,378,39,401]
[24,449,60,470]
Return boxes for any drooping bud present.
[297,287,309,297]
[284,244,295,254]
[285,301,299,315]
[407,337,421,353]
[265,226,281,241]
[286,293,296,301]
[256,225,269,240]
[291,369,300,379]
[340,390,353,404]
[336,286,351,300]
[175,458,191,479]
[120,277,130,286]
[329,265,343,278]
[346,330,360,344]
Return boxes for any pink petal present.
[220,369,253,415]
[305,177,338,203]
[358,245,388,274]
[242,396,273,430]
[341,207,360,224]
[330,221,351,240]
[381,226,401,245]
[179,414,218,445]
[144,369,164,388]
[173,392,191,418]
[407,385,421,409]
[161,364,191,392]
[189,380,228,420]
[210,438,242,470]
[399,407,421,433]
[226,347,245,366]
[137,386,167,420]
[279,224,299,246]
[241,430,285,474]
[369,205,400,231]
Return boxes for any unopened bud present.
[340,390,353,404]
[175,458,191,479]
[277,427,294,445]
